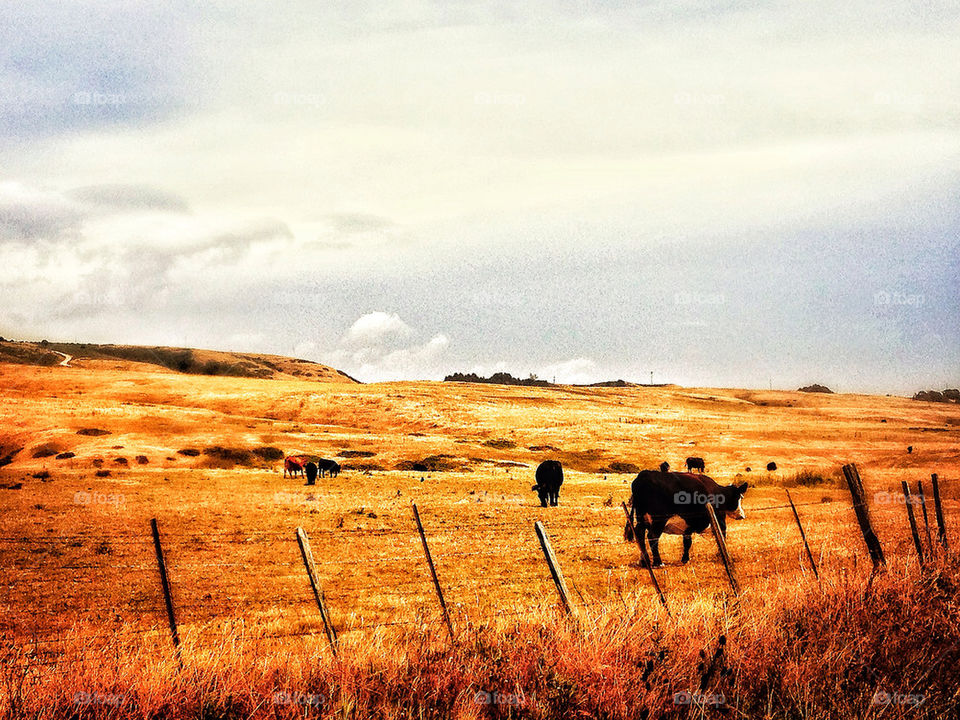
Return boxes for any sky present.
[1,0,958,393]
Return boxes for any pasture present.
[1,359,959,718]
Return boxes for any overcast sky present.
[1,1,958,392]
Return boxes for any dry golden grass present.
[1,360,959,718]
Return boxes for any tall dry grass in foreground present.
[4,552,959,719]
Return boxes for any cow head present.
[719,481,749,519]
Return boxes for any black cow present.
[317,458,338,477]
[328,461,341,478]
[305,462,318,485]
[686,456,705,473]
[766,461,777,472]
[532,460,563,507]
[625,469,748,567]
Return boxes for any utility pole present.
[650,371,654,385]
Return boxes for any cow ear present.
[737,481,749,494]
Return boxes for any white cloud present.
[343,312,414,348]
[313,311,450,381]
[537,358,603,385]
[354,333,450,382]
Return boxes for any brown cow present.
[284,455,307,478]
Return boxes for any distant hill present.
[798,384,834,394]
[0,339,358,383]
[913,388,960,403]
[443,372,645,388]
[444,371,551,387]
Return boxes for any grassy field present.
[1,358,959,718]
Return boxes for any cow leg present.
[681,532,693,563]
[550,491,559,507]
[647,520,666,568]
[538,489,548,508]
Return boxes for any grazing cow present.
[284,456,306,478]
[532,460,563,507]
[328,461,341,478]
[686,456,705,473]
[317,458,338,477]
[625,469,748,567]
[305,462,318,485]
[766,461,777,472]
[659,461,670,473]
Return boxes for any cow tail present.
[623,504,635,542]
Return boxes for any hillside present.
[0,339,357,383]
[1,362,959,718]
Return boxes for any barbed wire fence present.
[1,467,952,669]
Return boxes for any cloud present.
[354,334,450,382]
[536,357,602,385]
[0,1,197,138]
[0,182,85,241]
[343,312,413,348]
[67,184,190,213]
[1,1,958,392]
[312,312,450,381]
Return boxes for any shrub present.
[203,446,254,467]
[483,439,516,449]
[788,468,840,487]
[252,446,284,461]
[31,444,61,458]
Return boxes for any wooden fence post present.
[931,474,948,549]
[901,482,925,564]
[785,489,819,581]
[621,502,670,613]
[705,503,740,596]
[534,521,578,621]
[841,464,885,569]
[411,503,455,644]
[149,518,182,667]
[916,480,933,550]
[295,527,338,656]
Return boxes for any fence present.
[1,468,952,669]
